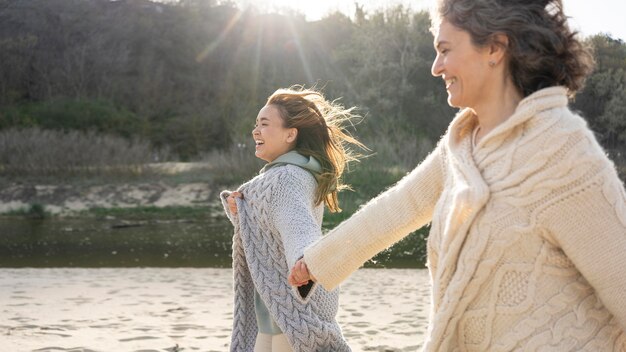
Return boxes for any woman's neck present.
[472,81,523,142]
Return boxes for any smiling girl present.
[220,87,363,352]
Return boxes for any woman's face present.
[431,20,494,110]
[251,105,296,163]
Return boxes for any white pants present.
[254,333,293,352]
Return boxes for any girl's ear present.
[286,128,298,143]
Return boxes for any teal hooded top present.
[260,150,323,180]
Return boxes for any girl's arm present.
[270,168,323,271]
[219,190,240,225]
[303,146,446,291]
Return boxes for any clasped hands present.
[288,258,316,286]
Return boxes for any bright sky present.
[234,0,626,41]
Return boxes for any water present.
[0,216,426,268]
[0,217,233,267]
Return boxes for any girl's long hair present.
[266,86,365,213]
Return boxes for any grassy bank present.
[0,139,432,268]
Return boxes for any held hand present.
[288,258,316,286]
[227,191,243,215]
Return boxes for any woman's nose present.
[431,55,443,77]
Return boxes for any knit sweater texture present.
[304,86,626,351]
[221,164,350,352]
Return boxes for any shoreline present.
[0,162,226,216]
[0,181,218,216]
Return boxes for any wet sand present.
[0,268,430,351]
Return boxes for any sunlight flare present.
[196,9,244,63]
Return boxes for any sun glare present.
[236,0,355,21]
[232,0,437,22]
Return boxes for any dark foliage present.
[0,0,624,170]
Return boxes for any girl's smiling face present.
[251,105,297,163]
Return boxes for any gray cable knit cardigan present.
[220,164,351,352]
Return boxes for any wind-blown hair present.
[430,0,594,97]
[266,87,365,213]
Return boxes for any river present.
[0,217,232,267]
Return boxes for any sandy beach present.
[0,268,430,351]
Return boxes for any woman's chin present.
[447,96,463,109]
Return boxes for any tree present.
[574,34,626,164]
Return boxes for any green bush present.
[0,99,141,138]
[3,203,48,219]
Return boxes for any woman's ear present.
[489,33,509,65]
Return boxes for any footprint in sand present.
[118,335,160,342]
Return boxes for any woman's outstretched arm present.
[296,146,446,291]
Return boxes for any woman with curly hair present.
[289,0,626,350]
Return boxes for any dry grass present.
[198,144,264,186]
[0,128,168,177]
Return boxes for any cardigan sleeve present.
[540,165,626,330]
[304,145,446,290]
[269,167,323,271]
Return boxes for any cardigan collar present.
[447,86,569,150]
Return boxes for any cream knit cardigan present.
[304,87,626,351]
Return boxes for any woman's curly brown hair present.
[431,0,595,97]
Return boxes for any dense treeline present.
[0,0,625,169]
